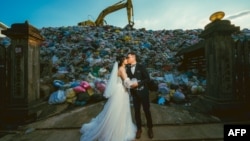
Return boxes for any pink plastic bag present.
[80,81,91,89]
[73,86,86,93]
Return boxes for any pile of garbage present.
[48,79,105,106]
[38,25,206,105]
[38,26,250,106]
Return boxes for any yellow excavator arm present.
[78,0,134,27]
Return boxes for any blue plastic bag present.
[173,91,185,102]
[53,80,65,88]
[48,90,66,104]
[158,97,165,105]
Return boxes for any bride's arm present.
[119,67,132,88]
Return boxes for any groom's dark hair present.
[127,51,136,56]
[127,51,138,61]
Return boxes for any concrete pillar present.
[1,21,44,126]
[199,19,240,113]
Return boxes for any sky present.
[1,0,250,30]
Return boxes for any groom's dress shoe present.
[148,128,153,138]
[136,130,142,139]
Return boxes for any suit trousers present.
[132,92,153,130]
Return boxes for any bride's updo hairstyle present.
[116,55,126,67]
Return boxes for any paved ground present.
[0,100,228,141]
[0,124,224,141]
[1,93,249,141]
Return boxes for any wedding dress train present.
[80,77,136,141]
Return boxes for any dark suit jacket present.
[126,63,150,96]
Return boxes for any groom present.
[126,52,153,139]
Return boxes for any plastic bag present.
[73,86,86,93]
[173,90,185,102]
[48,90,66,104]
[158,97,165,105]
[164,74,175,83]
[53,80,65,88]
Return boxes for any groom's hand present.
[130,82,138,88]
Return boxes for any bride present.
[80,55,136,141]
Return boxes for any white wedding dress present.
[80,63,136,141]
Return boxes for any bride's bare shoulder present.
[119,67,126,72]
[118,67,126,78]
